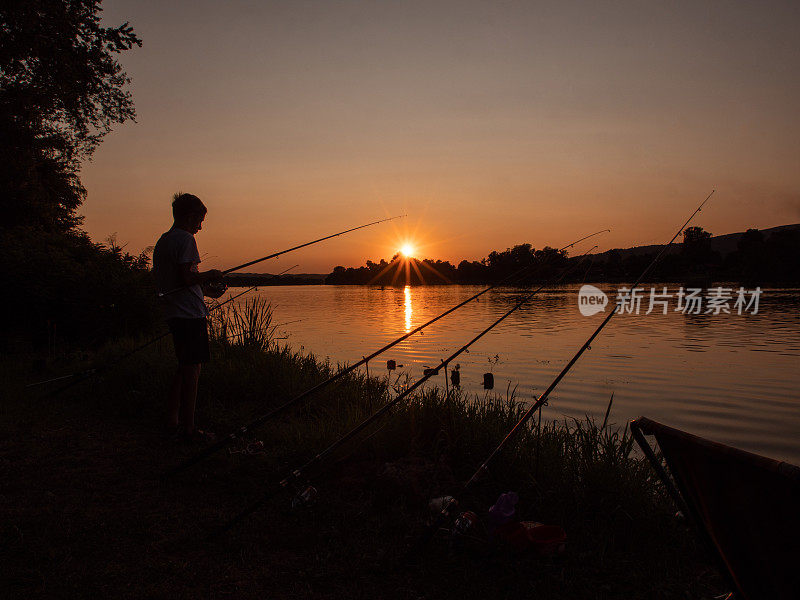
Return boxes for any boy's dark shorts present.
[167,317,210,366]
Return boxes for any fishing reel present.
[447,509,488,551]
[291,483,319,509]
[203,280,228,299]
[452,510,479,537]
[281,470,319,509]
[227,438,265,456]
[428,497,482,545]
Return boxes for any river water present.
[239,284,800,463]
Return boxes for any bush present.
[1,226,159,352]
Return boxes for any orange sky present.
[81,1,800,273]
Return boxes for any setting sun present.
[400,243,416,258]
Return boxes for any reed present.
[208,295,277,351]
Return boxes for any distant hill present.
[593,223,800,261]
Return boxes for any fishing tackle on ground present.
[415,191,716,552]
[213,246,599,536]
[167,230,609,478]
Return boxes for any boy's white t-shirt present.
[152,226,208,319]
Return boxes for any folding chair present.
[631,417,800,600]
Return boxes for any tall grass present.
[208,295,276,351]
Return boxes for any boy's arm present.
[177,263,224,287]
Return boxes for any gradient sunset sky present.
[82,0,800,273]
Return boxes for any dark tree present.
[0,0,141,232]
[681,225,717,267]
[682,226,712,247]
[0,2,153,348]
[456,259,487,283]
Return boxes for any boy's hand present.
[205,269,224,282]
[178,265,224,288]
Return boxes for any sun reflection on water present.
[404,285,412,332]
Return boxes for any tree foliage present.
[1,227,157,350]
[0,0,141,232]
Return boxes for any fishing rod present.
[416,190,716,550]
[31,265,298,393]
[159,215,406,297]
[214,245,599,536]
[165,230,609,478]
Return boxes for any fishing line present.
[166,230,609,478]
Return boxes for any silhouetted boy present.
[153,192,225,440]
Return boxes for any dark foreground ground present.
[1,337,723,599]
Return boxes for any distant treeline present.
[326,226,800,286]
[327,246,569,285]
[226,274,325,287]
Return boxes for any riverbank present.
[2,331,721,598]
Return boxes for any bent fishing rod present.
[214,246,599,536]
[416,190,716,550]
[159,215,406,297]
[32,265,299,394]
[165,230,609,478]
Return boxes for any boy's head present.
[172,192,207,234]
